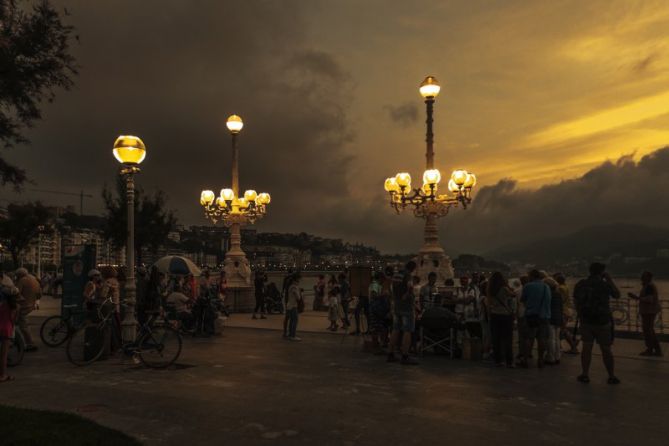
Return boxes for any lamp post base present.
[414,249,454,285]
[225,285,256,313]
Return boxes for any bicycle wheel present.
[138,325,182,369]
[66,324,106,366]
[40,315,71,347]
[7,331,25,367]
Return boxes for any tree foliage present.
[102,177,177,265]
[0,201,52,267]
[0,0,78,186]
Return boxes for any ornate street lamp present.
[113,134,146,340]
[384,76,477,281]
[199,115,270,291]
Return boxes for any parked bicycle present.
[40,310,87,347]
[66,301,182,369]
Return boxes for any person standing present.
[0,271,19,382]
[519,270,551,369]
[253,271,267,320]
[14,268,41,352]
[286,273,302,341]
[368,271,389,353]
[573,262,621,384]
[629,271,662,357]
[281,269,295,338]
[486,272,517,368]
[388,261,418,365]
[313,274,326,311]
[326,277,340,331]
[544,277,563,365]
[419,272,440,312]
[338,273,351,329]
[555,273,578,354]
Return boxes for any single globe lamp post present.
[113,134,146,341]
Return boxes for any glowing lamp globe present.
[451,169,468,186]
[221,188,235,201]
[244,190,258,202]
[419,76,441,99]
[423,169,441,186]
[238,197,250,209]
[464,173,477,188]
[216,196,227,208]
[200,190,215,206]
[448,179,460,193]
[113,135,146,165]
[226,115,244,134]
[384,177,400,193]
[422,182,436,196]
[395,172,412,188]
[257,192,271,205]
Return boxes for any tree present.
[0,0,78,186]
[102,177,177,266]
[0,201,52,267]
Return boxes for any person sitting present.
[167,286,193,331]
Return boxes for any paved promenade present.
[3,297,668,445]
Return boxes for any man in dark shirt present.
[388,261,418,365]
[573,262,621,384]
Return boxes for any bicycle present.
[66,302,182,369]
[7,329,25,367]
[40,310,86,347]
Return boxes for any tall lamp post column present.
[383,76,477,283]
[113,135,146,341]
[199,115,271,310]
[226,116,246,272]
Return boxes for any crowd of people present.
[1,259,664,384]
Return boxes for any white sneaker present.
[289,336,302,342]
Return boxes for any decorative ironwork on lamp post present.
[113,134,146,341]
[383,76,477,281]
[199,115,270,287]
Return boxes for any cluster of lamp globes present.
[199,188,271,213]
[384,168,477,197]
[199,114,271,217]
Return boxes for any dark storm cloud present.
[441,147,669,255]
[384,102,418,126]
[5,0,356,237]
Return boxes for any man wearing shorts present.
[387,261,417,365]
[574,262,621,385]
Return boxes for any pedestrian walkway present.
[4,326,669,446]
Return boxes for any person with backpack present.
[573,262,621,384]
[628,271,662,357]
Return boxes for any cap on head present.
[88,269,101,278]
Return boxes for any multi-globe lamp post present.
[113,134,146,340]
[384,76,477,281]
[200,115,270,290]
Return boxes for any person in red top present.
[0,271,20,383]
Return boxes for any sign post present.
[61,244,96,325]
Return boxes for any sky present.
[3,0,669,255]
